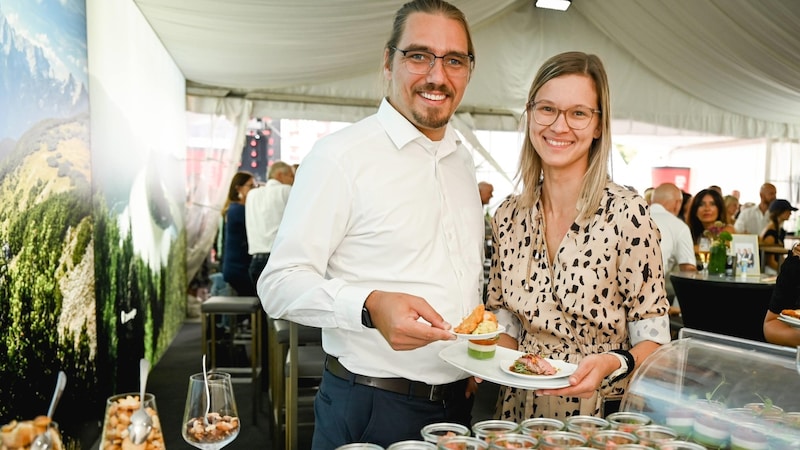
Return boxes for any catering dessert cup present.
[420,422,471,444]
[691,400,729,449]
[537,430,588,449]
[664,407,694,439]
[467,336,499,360]
[632,424,678,447]
[588,429,638,449]
[729,424,769,450]
[565,415,610,440]
[386,440,436,449]
[657,442,708,450]
[487,433,539,449]
[437,435,490,450]
[519,417,565,438]
[336,444,385,450]
[471,420,519,443]
[606,411,652,434]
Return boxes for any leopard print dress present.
[485,182,670,421]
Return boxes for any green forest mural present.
[0,1,187,447]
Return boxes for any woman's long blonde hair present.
[515,51,612,220]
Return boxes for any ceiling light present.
[536,0,571,11]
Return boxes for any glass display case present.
[621,328,800,449]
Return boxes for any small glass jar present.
[519,417,565,438]
[742,402,784,419]
[538,431,588,450]
[471,419,519,443]
[420,422,471,444]
[565,415,610,440]
[606,411,652,434]
[488,433,539,449]
[588,429,638,449]
[614,445,657,450]
[437,435,490,450]
[386,440,436,449]
[657,442,708,450]
[729,423,768,450]
[336,444,385,450]
[467,336,500,360]
[632,424,678,447]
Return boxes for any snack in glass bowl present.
[0,416,63,450]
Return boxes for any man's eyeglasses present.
[527,100,601,130]
[391,47,474,78]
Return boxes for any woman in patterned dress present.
[484,51,671,421]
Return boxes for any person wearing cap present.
[759,198,798,274]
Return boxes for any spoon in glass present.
[30,371,67,450]
[128,358,153,445]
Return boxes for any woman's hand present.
[535,353,619,398]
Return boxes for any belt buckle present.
[428,384,442,402]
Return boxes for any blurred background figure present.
[246,161,295,287]
[723,194,740,226]
[643,186,655,205]
[649,183,696,306]
[735,182,776,234]
[760,199,797,274]
[220,171,257,296]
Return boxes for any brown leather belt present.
[325,355,460,402]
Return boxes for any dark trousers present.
[248,253,270,288]
[248,253,270,390]
[312,369,473,449]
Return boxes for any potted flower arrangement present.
[704,221,733,274]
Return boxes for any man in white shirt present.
[735,182,776,234]
[245,161,294,286]
[257,1,483,447]
[649,183,696,305]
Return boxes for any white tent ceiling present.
[134,0,800,138]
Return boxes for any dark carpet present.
[106,318,500,450]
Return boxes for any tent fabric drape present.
[138,0,800,139]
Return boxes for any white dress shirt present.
[734,204,768,234]
[649,203,696,273]
[258,99,484,384]
[245,179,291,254]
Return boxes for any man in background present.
[649,183,696,311]
[735,182,776,234]
[245,161,294,286]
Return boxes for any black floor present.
[124,318,500,450]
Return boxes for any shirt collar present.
[376,98,461,155]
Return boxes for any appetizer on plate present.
[454,304,497,335]
[509,353,557,376]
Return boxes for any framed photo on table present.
[731,234,760,276]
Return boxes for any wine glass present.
[697,237,711,273]
[182,371,240,449]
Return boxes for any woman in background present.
[485,51,670,420]
[723,194,740,227]
[220,171,257,296]
[688,189,735,244]
[760,199,797,274]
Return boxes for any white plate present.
[450,324,506,340]
[779,314,800,328]
[438,341,571,390]
[500,358,577,380]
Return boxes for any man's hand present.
[365,290,456,350]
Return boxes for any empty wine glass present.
[182,371,240,450]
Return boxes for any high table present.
[670,272,776,342]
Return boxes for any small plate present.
[779,314,800,328]
[438,342,571,390]
[500,359,577,380]
[451,324,506,340]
